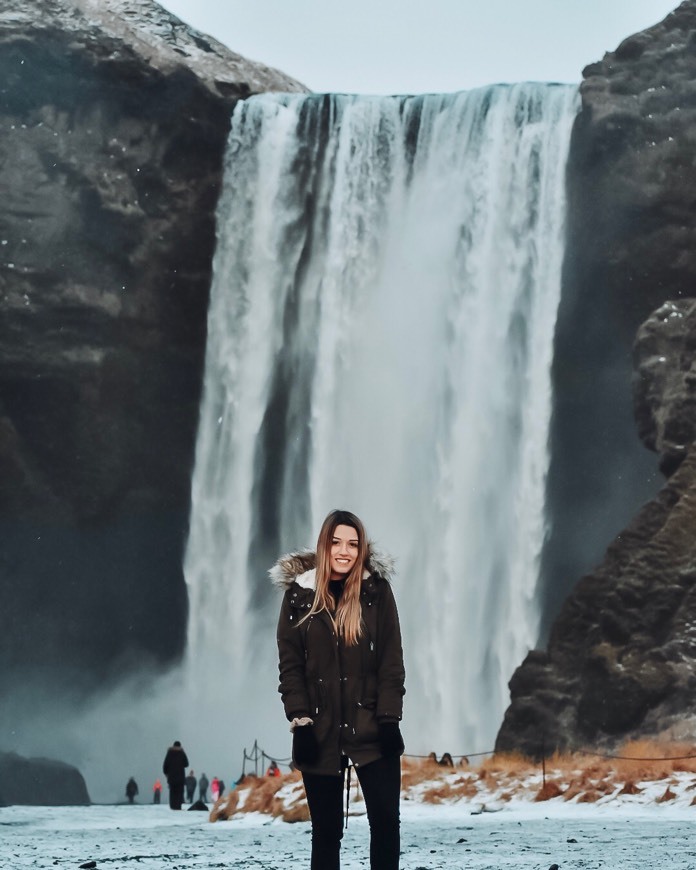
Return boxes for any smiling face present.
[329,524,360,580]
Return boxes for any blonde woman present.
[273,509,406,870]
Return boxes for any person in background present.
[218,778,226,799]
[266,760,281,777]
[274,509,406,870]
[211,775,220,802]
[125,777,139,804]
[162,740,189,810]
[198,772,209,802]
[153,779,162,804]
[185,769,197,803]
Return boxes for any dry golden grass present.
[400,742,696,807]
[475,740,696,784]
[421,783,454,804]
[608,739,696,781]
[400,757,444,790]
[562,783,585,802]
[212,742,696,822]
[479,752,535,777]
[210,772,303,822]
[657,786,678,803]
[534,781,564,801]
[245,776,288,815]
[421,776,480,804]
[282,803,310,823]
[427,740,696,805]
[210,788,239,822]
[577,790,601,803]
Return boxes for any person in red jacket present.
[266,760,281,777]
[152,779,162,804]
[274,509,406,870]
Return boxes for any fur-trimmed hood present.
[269,544,395,591]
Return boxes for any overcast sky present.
[158,0,679,94]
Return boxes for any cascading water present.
[184,85,578,760]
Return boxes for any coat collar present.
[269,544,395,591]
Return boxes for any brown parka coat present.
[272,548,405,776]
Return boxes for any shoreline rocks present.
[0,750,90,806]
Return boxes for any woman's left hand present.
[378,721,405,757]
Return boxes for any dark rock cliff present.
[500,1,696,756]
[0,750,90,805]
[539,2,696,631]
[498,299,696,756]
[0,0,305,692]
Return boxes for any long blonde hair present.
[305,509,368,646]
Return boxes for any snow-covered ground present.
[3,800,696,869]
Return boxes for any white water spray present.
[184,85,578,761]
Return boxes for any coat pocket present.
[310,679,332,745]
[308,678,327,718]
[354,699,379,743]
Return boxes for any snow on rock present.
[210,753,696,825]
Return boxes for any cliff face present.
[498,299,696,756]
[500,1,696,756]
[0,0,306,690]
[539,1,696,632]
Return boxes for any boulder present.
[633,299,696,474]
[0,750,90,805]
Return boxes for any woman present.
[273,509,406,870]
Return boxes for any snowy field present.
[4,801,696,869]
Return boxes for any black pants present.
[302,755,400,870]
[168,781,184,810]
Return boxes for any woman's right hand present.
[293,724,319,765]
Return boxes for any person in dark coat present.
[273,509,406,870]
[125,777,138,804]
[198,772,209,802]
[162,740,189,810]
[185,769,197,803]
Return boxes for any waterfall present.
[184,85,578,759]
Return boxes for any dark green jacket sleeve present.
[276,593,311,720]
[376,580,406,721]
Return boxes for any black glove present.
[293,724,319,765]
[378,721,405,758]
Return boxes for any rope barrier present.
[577,748,696,762]
[239,739,294,779]
[238,738,696,781]
[403,751,495,760]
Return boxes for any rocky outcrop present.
[498,299,696,757]
[517,1,696,753]
[0,0,306,689]
[539,1,696,632]
[0,751,90,805]
[634,300,696,473]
